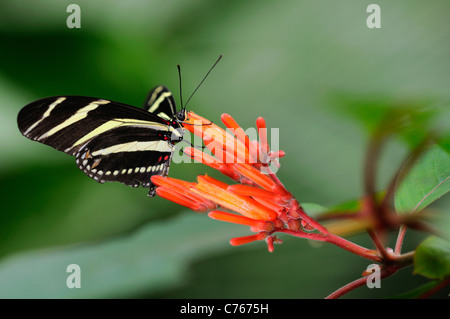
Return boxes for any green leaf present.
[0,212,244,298]
[395,145,450,214]
[414,236,450,280]
[437,133,450,155]
[321,192,386,215]
[0,201,327,298]
[388,280,444,299]
[301,202,328,217]
[329,93,440,149]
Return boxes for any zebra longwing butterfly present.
[17,86,187,197]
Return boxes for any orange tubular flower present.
[151,111,380,260]
[152,175,217,212]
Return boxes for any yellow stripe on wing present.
[148,91,174,113]
[66,118,173,152]
[24,97,67,136]
[91,140,173,157]
[38,99,110,141]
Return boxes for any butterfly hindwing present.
[17,94,181,196]
[143,86,177,121]
[75,127,174,196]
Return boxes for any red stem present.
[279,229,381,262]
[325,233,381,262]
[326,252,414,298]
[395,225,407,254]
[367,229,390,259]
[278,229,328,241]
[419,277,450,299]
[326,268,395,299]
[325,276,369,299]
[291,201,330,234]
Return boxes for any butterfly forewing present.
[17,91,183,196]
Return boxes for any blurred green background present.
[0,0,449,298]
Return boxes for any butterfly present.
[17,85,187,197]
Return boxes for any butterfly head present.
[175,108,188,122]
[168,109,187,143]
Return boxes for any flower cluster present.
[149,107,442,298]
[151,111,341,252]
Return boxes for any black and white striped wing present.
[143,86,177,121]
[75,126,174,196]
[17,96,176,196]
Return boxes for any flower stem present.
[325,275,368,299]
[325,268,396,299]
[279,229,381,262]
[367,229,390,259]
[325,233,381,262]
[325,251,415,298]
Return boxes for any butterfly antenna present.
[184,54,222,109]
[177,64,184,109]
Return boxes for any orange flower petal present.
[185,112,253,165]
[266,236,274,252]
[151,176,216,210]
[221,114,256,163]
[204,137,237,164]
[192,175,278,220]
[227,184,288,204]
[233,163,286,195]
[185,147,241,180]
[229,232,268,246]
[186,112,229,143]
[251,196,286,213]
[155,188,210,212]
[183,111,212,131]
[208,211,269,229]
[269,150,285,159]
[197,175,229,189]
[256,117,270,155]
[184,146,219,165]
[151,175,193,189]
[215,164,241,181]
